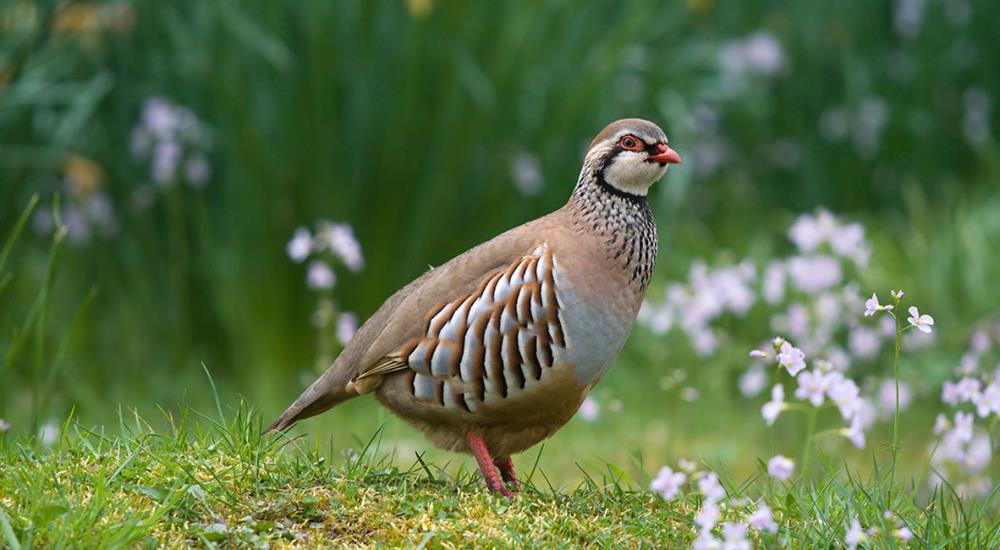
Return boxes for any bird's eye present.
[619,135,642,151]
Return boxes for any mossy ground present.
[2,406,997,548]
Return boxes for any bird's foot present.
[465,433,515,498]
[494,456,521,493]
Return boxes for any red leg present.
[465,433,514,498]
[494,456,520,492]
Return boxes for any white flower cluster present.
[33,188,119,245]
[930,320,1000,496]
[650,460,778,548]
[287,220,364,350]
[286,220,364,290]
[33,156,119,246]
[818,97,889,158]
[129,97,211,191]
[753,337,876,449]
[844,513,911,549]
[638,261,756,357]
[510,152,543,197]
[787,209,871,269]
[641,210,883,368]
[719,32,785,80]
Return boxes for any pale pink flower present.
[697,472,726,502]
[739,366,767,397]
[784,303,810,339]
[650,465,686,500]
[777,341,806,376]
[795,369,829,407]
[286,227,312,263]
[848,327,881,360]
[578,396,599,421]
[721,522,751,550]
[336,312,358,345]
[695,501,721,535]
[954,411,974,443]
[184,156,211,187]
[864,292,892,317]
[787,255,842,293]
[681,386,701,402]
[907,306,934,333]
[767,455,795,480]
[749,349,770,360]
[762,262,786,304]
[829,222,866,259]
[841,415,866,449]
[894,526,913,541]
[966,432,993,472]
[933,413,950,435]
[318,222,364,272]
[306,261,336,290]
[845,518,868,550]
[693,533,722,550]
[942,377,981,405]
[762,384,786,426]
[719,32,784,78]
[788,213,824,252]
[678,458,699,473]
[973,380,1000,417]
[38,422,59,446]
[876,378,912,419]
[748,503,778,533]
[969,330,990,353]
[691,328,719,357]
[826,373,860,419]
[510,152,543,196]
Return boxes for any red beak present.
[647,143,682,165]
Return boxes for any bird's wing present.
[265,217,552,432]
[360,243,565,413]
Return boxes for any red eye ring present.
[619,135,643,151]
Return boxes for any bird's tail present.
[263,367,358,434]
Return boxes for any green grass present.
[1,403,997,548]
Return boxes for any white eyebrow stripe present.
[609,128,662,146]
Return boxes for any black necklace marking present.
[569,156,659,290]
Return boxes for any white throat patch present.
[602,152,668,196]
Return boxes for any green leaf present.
[32,504,68,526]
[199,523,227,542]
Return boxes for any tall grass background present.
[2,0,1000,484]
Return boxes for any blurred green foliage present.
[1,0,999,478]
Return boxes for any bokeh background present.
[2,0,999,486]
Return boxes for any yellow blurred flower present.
[53,3,101,36]
[406,0,433,19]
[687,0,713,15]
[63,154,105,198]
[53,2,134,46]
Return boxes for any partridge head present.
[267,118,680,497]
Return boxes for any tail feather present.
[263,367,357,434]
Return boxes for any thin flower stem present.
[810,428,845,440]
[801,406,818,474]
[890,309,902,490]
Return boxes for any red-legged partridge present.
[267,119,681,497]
